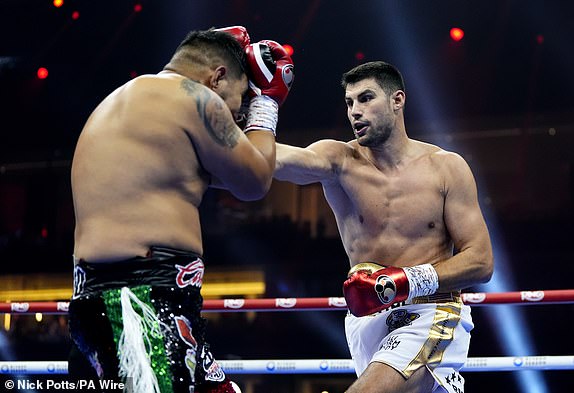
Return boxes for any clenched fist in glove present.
[343,262,440,317]
[214,26,250,49]
[243,40,294,135]
[245,40,294,106]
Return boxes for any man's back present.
[72,73,209,261]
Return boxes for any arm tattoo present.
[180,79,239,148]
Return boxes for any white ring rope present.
[1,356,573,375]
[3,291,572,377]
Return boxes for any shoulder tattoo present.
[180,79,239,148]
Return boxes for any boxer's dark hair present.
[169,29,247,78]
[342,61,405,96]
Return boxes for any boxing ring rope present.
[2,356,574,375]
[2,289,574,374]
[2,289,574,314]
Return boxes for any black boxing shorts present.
[69,246,237,393]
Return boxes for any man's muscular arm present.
[183,81,274,200]
[432,152,494,291]
[208,38,296,194]
[275,140,344,185]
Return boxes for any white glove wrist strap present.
[244,95,279,136]
[403,264,439,302]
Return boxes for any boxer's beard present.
[358,124,392,147]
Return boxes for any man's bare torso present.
[322,140,455,268]
[72,73,208,262]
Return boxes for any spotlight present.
[37,67,49,79]
[72,11,80,20]
[450,27,465,42]
[134,3,143,12]
[53,0,64,8]
[536,34,544,45]
[283,44,294,56]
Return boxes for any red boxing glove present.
[343,263,410,317]
[343,262,440,317]
[245,40,294,106]
[214,26,250,49]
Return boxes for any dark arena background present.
[1,1,573,392]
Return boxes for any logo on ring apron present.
[175,258,204,288]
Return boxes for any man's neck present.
[366,129,411,170]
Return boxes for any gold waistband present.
[410,291,461,304]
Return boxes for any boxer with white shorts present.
[343,262,473,393]
[274,61,493,392]
[345,291,473,392]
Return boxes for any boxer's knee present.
[346,362,434,393]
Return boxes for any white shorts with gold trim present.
[344,300,473,393]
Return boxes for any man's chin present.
[357,136,371,146]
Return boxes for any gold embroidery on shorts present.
[402,302,462,377]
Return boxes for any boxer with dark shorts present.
[70,24,294,393]
[69,247,233,393]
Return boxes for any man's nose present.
[351,107,362,119]
[349,103,363,118]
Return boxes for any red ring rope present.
[1,289,573,314]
